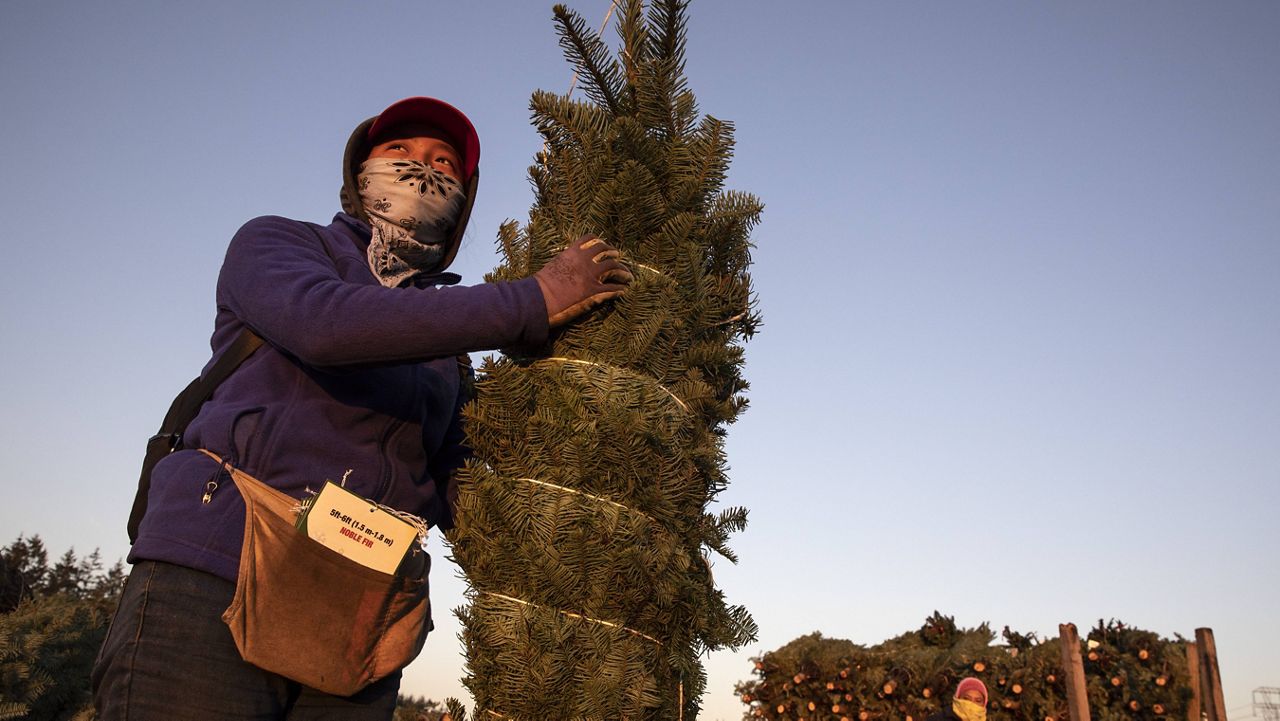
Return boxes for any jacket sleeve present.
[217,216,548,367]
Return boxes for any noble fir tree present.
[446,1,761,718]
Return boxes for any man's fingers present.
[593,289,626,302]
[594,256,629,273]
[598,267,633,285]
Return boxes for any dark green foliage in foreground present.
[393,693,451,721]
[1,536,123,721]
[449,1,760,718]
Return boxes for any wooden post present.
[1185,642,1201,721]
[1195,628,1227,721]
[1058,623,1091,721]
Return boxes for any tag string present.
[483,590,662,645]
[507,475,657,525]
[533,356,690,412]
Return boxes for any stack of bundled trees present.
[736,613,1193,721]
[1082,620,1193,721]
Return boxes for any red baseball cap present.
[368,96,480,181]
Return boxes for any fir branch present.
[528,92,615,243]
[494,220,522,276]
[687,115,734,205]
[553,4,624,115]
[530,91,612,151]
[618,0,648,104]
[644,0,693,137]
[647,0,688,69]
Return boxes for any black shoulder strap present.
[126,329,264,543]
[160,329,265,434]
[128,220,334,543]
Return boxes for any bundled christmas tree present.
[1081,620,1193,721]
[446,1,760,718]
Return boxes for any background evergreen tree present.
[0,535,49,613]
[45,551,89,599]
[0,535,123,721]
[393,694,450,721]
[447,1,760,718]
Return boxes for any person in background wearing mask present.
[927,677,989,721]
[92,97,631,719]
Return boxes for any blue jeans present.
[91,561,400,720]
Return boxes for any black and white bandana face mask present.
[357,158,467,287]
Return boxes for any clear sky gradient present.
[1,2,1276,719]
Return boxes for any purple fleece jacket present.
[129,213,547,582]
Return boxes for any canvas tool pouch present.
[200,450,432,696]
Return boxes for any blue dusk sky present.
[1,2,1277,719]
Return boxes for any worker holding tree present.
[926,677,989,721]
[92,96,630,719]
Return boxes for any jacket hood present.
[340,117,478,273]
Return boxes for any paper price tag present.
[297,482,419,574]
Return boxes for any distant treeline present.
[0,535,449,721]
[1,534,123,720]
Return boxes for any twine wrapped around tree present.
[446,1,761,718]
